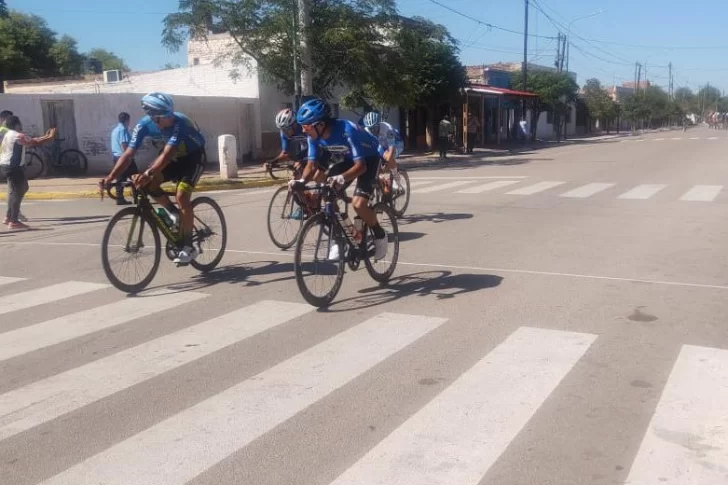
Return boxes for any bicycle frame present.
[110,181,183,246]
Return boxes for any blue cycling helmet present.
[141,92,174,117]
[296,98,332,125]
[363,111,381,127]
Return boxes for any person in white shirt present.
[362,111,404,189]
[0,116,55,230]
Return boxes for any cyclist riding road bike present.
[101,92,206,264]
[295,97,388,261]
[266,108,308,172]
[362,111,404,189]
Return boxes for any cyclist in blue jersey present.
[295,97,388,260]
[101,92,206,264]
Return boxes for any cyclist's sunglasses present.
[301,121,324,132]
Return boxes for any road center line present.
[3,241,727,291]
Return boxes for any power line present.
[424,0,557,40]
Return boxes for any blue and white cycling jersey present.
[366,121,404,157]
[280,124,307,154]
[306,119,379,164]
[129,112,205,158]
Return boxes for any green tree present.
[0,11,57,81]
[162,62,181,70]
[86,48,129,72]
[582,78,618,132]
[674,87,696,115]
[512,70,579,141]
[0,0,8,18]
[161,0,396,98]
[341,16,466,143]
[49,34,84,76]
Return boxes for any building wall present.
[0,93,258,173]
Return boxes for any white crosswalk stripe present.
[0,281,108,316]
[680,185,722,202]
[0,276,24,287]
[625,345,728,485]
[505,181,566,195]
[618,184,667,200]
[412,181,475,194]
[559,183,615,198]
[1,276,727,485]
[329,327,596,485]
[455,180,521,194]
[38,312,447,485]
[0,300,312,440]
[0,290,207,362]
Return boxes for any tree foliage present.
[581,78,619,132]
[511,70,579,139]
[0,10,129,82]
[341,17,465,111]
[163,0,396,98]
[621,86,687,128]
[87,48,129,72]
[0,0,8,18]
[49,35,84,76]
[162,1,465,108]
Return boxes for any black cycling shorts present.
[328,155,379,198]
[162,149,205,190]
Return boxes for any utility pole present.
[292,12,301,109]
[522,0,529,121]
[297,0,313,97]
[668,62,673,99]
[555,33,563,71]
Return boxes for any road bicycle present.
[24,137,88,178]
[264,160,326,249]
[372,160,410,218]
[100,180,227,293]
[293,173,399,307]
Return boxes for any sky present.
[15,0,728,94]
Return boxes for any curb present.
[0,177,285,201]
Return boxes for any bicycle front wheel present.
[364,202,399,283]
[189,196,227,272]
[101,207,161,293]
[294,212,344,307]
[267,186,303,249]
[392,169,410,217]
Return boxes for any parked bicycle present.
[23,137,88,178]
[100,180,227,293]
[293,175,399,307]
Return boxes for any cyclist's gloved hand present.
[288,178,305,191]
[328,174,345,189]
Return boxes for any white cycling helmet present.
[363,111,381,128]
[275,108,296,129]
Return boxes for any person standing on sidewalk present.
[0,116,55,230]
[438,115,453,160]
[110,112,138,205]
[466,113,480,153]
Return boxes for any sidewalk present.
[1,131,627,201]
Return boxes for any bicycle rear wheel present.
[101,207,161,293]
[364,202,399,283]
[24,152,45,179]
[267,186,303,249]
[189,196,227,272]
[57,149,88,176]
[294,212,344,307]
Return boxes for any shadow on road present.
[136,260,296,295]
[320,270,503,312]
[398,212,473,225]
[30,215,110,226]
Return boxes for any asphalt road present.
[2,126,728,485]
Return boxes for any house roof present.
[465,84,539,97]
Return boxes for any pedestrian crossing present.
[1,276,727,484]
[409,178,728,203]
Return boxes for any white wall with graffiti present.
[0,93,259,174]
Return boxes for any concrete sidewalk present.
[1,132,625,200]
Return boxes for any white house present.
[2,32,400,172]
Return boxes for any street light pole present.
[566,10,603,74]
[522,0,528,121]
